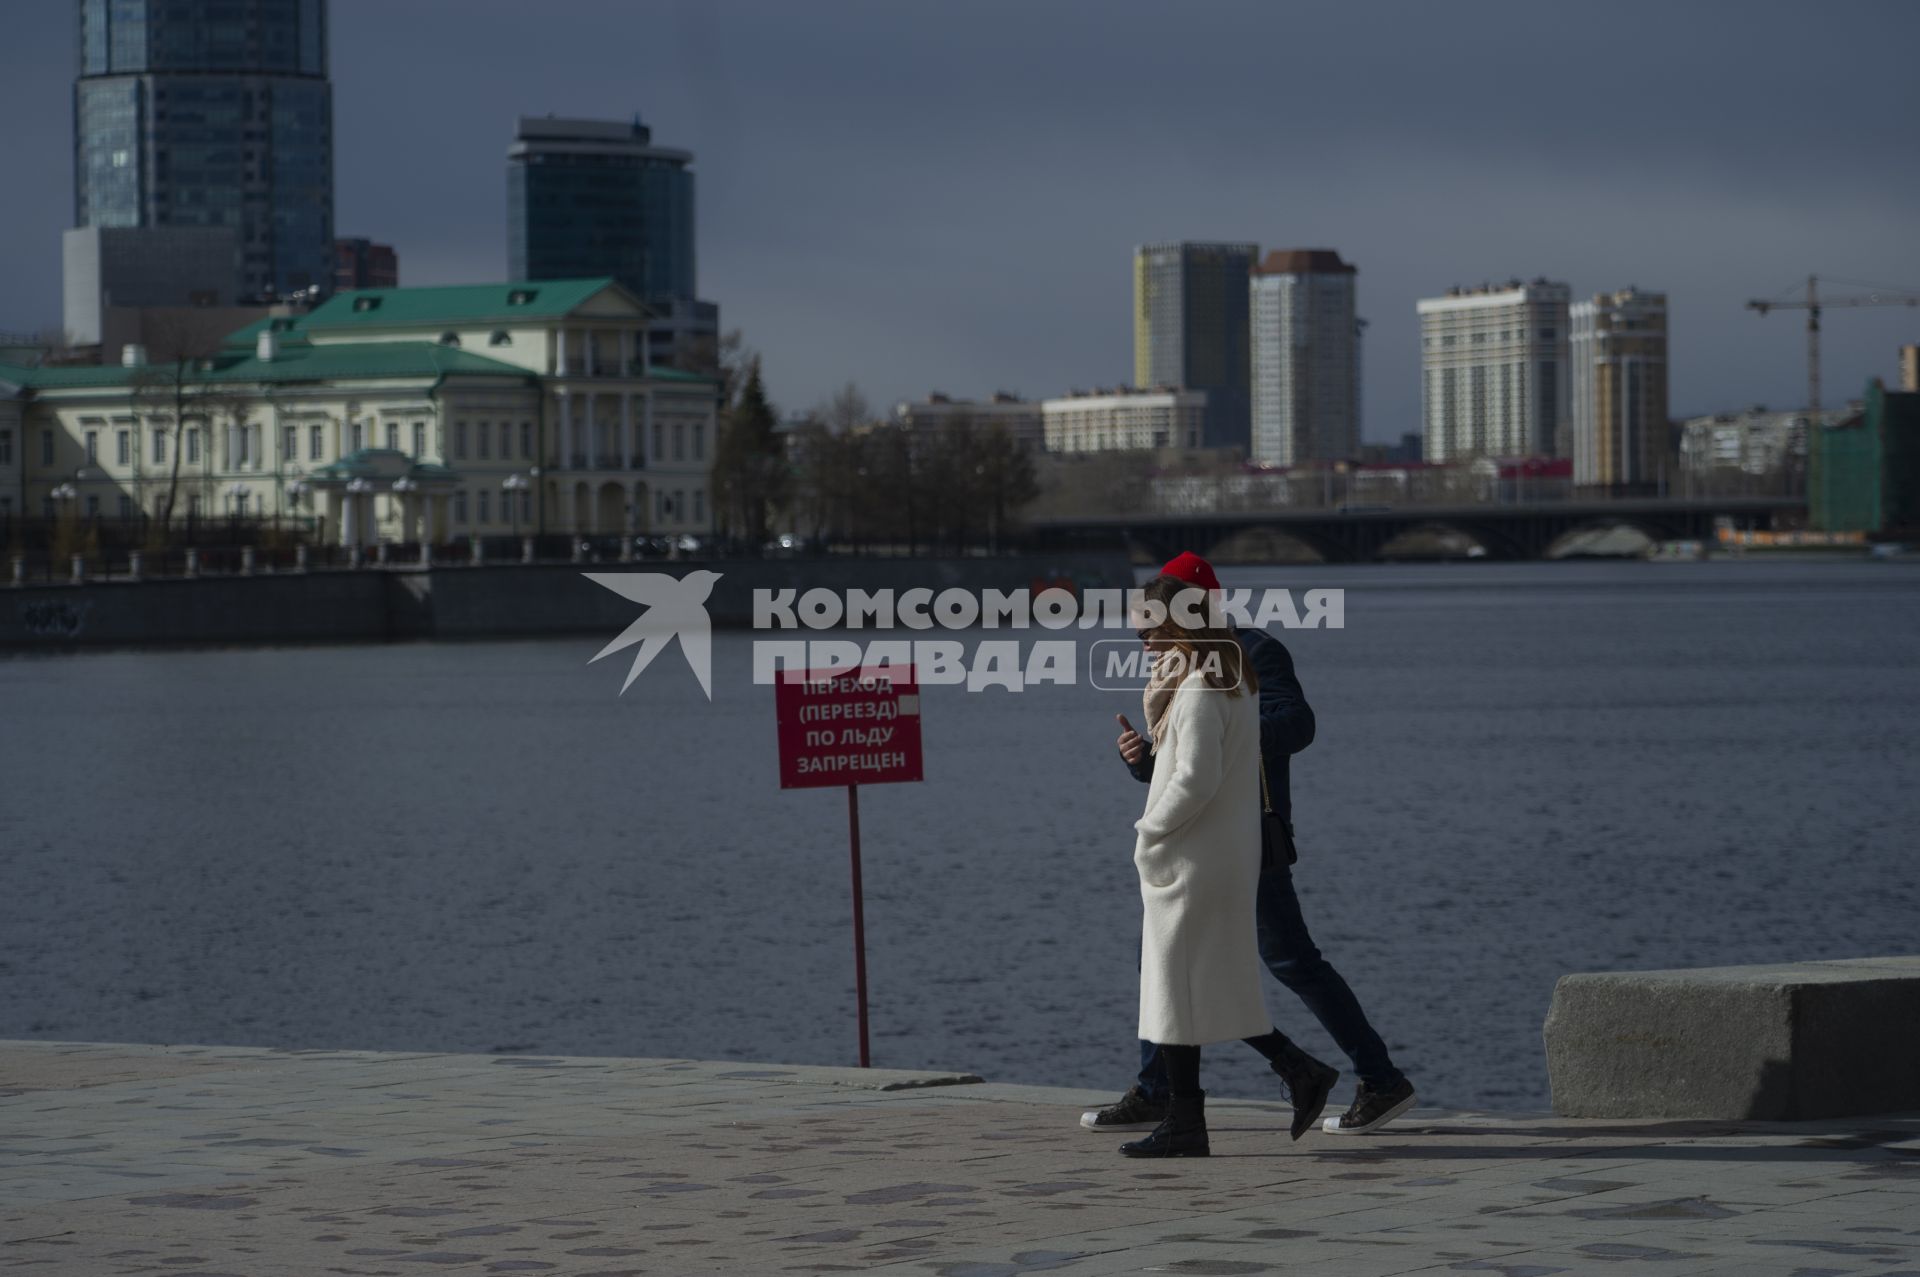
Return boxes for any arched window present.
[439,332,461,347]
[489,331,511,347]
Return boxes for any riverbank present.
[3,1039,1915,1275]
[0,551,1132,651]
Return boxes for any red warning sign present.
[774,667,924,790]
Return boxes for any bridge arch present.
[1202,525,1332,565]
[1377,519,1529,561]
[1542,515,1693,558]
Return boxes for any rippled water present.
[3,558,1917,1112]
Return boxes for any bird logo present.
[583,570,723,698]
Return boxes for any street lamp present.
[392,475,418,547]
[502,472,528,538]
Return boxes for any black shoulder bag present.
[1259,755,1298,869]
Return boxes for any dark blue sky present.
[4,0,1917,436]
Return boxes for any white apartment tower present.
[1249,249,1360,466]
[1418,279,1570,461]
[1570,288,1670,490]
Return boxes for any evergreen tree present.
[712,358,789,546]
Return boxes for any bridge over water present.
[1030,496,1804,563]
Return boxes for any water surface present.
[3,558,1915,1111]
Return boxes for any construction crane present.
[1746,276,1920,412]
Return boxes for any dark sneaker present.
[1119,1093,1209,1158]
[1270,1045,1340,1141]
[1322,1077,1417,1135]
[1079,1084,1168,1131]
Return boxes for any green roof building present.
[1,278,718,546]
[1809,380,1920,537]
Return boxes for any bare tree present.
[129,315,233,535]
[820,381,871,435]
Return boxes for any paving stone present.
[2,1039,1916,1272]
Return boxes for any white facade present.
[289,282,716,537]
[1250,250,1359,465]
[1418,279,1569,461]
[1042,388,1207,454]
[1,281,718,544]
[893,394,1044,451]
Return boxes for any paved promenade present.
[3,1041,1917,1276]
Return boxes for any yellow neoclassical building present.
[0,278,718,545]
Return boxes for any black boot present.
[1269,1040,1339,1141]
[1118,1092,1209,1158]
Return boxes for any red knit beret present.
[1159,551,1221,593]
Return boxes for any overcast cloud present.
[3,0,1917,436]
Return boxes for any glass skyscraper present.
[508,115,716,370]
[507,116,695,303]
[75,0,335,299]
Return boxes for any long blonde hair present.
[1141,574,1255,696]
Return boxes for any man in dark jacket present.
[1083,551,1417,1136]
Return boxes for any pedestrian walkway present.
[3,1040,1916,1275]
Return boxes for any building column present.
[642,392,655,468]
[559,390,573,469]
[325,487,344,546]
[555,328,567,376]
[621,392,633,470]
[344,491,369,548]
[585,394,598,469]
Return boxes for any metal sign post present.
[846,782,869,1067]
[775,666,923,1067]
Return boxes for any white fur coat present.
[1133,670,1271,1046]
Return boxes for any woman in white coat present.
[1122,576,1338,1158]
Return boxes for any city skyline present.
[3,0,1917,438]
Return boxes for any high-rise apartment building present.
[507,116,717,371]
[1570,288,1669,490]
[1417,279,1569,461]
[1133,241,1257,450]
[74,0,334,299]
[1249,249,1360,466]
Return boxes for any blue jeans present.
[1137,860,1404,1099]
